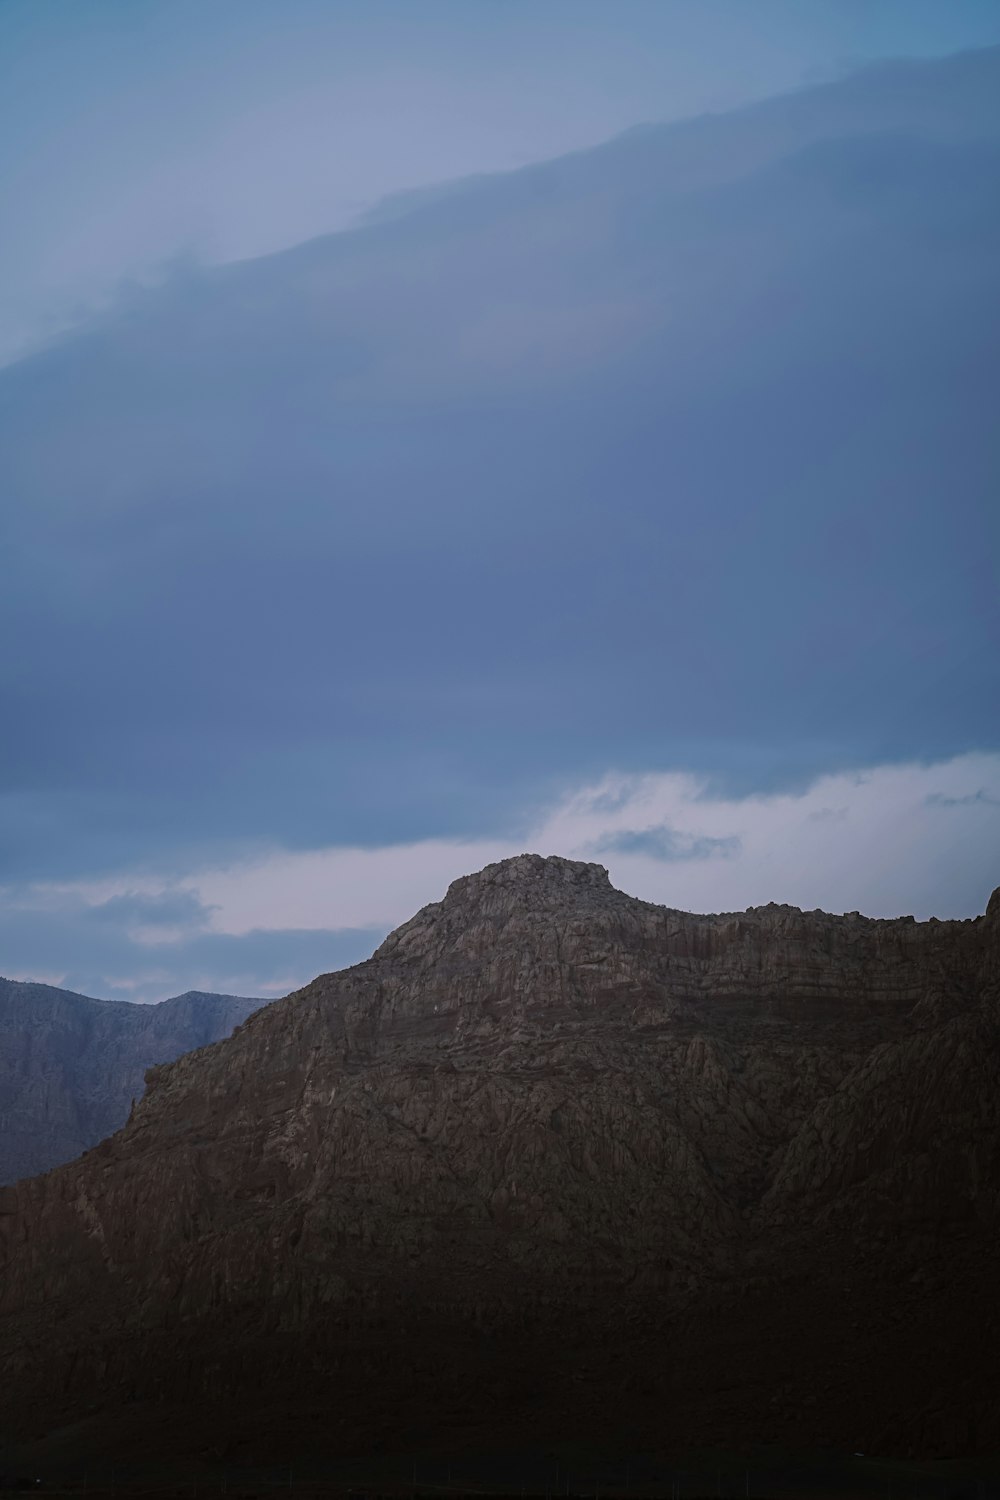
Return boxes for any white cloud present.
[538,753,999,919]
[186,838,517,936]
[13,754,998,953]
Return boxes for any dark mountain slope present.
[0,979,265,1183]
[0,857,996,1461]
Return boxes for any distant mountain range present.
[0,978,266,1183]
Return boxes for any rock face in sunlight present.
[0,981,264,1183]
[0,856,997,1460]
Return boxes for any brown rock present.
[0,855,997,1463]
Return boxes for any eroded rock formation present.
[0,857,997,1462]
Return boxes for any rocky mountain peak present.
[373,852,617,963]
[443,851,613,904]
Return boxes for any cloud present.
[1,48,998,894]
[5,751,996,1002]
[10,3,1000,366]
[589,826,741,862]
[537,753,1000,920]
[84,888,215,937]
[925,788,999,808]
[806,806,849,823]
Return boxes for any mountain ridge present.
[1,855,997,1461]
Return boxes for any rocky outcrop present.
[0,980,265,1183]
[0,856,997,1463]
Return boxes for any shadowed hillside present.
[1,857,997,1462]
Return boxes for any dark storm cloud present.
[926,789,1000,808]
[1,47,998,889]
[591,828,741,863]
[85,889,214,929]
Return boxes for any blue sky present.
[1,5,998,1001]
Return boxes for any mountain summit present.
[1,856,997,1462]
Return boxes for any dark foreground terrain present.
[2,1449,1000,1500]
[1,857,998,1469]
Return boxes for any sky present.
[1,3,999,1002]
[5,0,1000,365]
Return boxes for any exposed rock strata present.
[0,857,997,1461]
[0,980,264,1183]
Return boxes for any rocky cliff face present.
[0,980,265,1184]
[0,857,997,1463]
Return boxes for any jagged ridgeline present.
[1,856,998,1460]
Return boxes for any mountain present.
[0,979,265,1184]
[1,855,997,1466]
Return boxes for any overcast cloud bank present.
[4,0,1000,365]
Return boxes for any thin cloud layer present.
[590,828,742,863]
